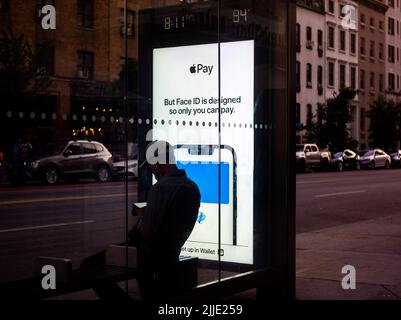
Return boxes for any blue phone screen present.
[176,161,230,204]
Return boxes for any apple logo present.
[190,64,196,74]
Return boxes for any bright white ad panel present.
[152,40,254,264]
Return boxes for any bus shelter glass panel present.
[0,0,134,298]
[137,1,221,287]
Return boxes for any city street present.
[297,168,401,233]
[297,168,401,299]
[0,181,137,283]
[2,168,401,291]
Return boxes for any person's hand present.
[132,203,146,217]
[134,206,146,217]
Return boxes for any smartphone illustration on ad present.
[174,144,237,246]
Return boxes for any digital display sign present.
[138,0,285,267]
[152,41,254,264]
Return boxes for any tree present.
[368,96,401,151]
[307,87,356,151]
[110,58,138,96]
[0,28,51,107]
[0,29,51,150]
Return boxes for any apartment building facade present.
[0,0,179,142]
[296,0,326,143]
[358,0,388,149]
[296,0,395,148]
[325,0,360,141]
[385,0,401,101]
[296,0,361,144]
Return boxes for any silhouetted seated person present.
[80,141,200,300]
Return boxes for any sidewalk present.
[296,212,401,300]
[47,213,401,301]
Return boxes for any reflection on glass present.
[0,0,290,301]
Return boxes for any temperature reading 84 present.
[233,9,249,23]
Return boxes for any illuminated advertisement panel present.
[152,41,254,264]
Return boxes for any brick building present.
[0,0,179,144]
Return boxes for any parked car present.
[296,143,331,171]
[112,158,138,179]
[390,150,401,167]
[331,149,360,171]
[359,149,391,169]
[6,140,35,184]
[26,140,113,184]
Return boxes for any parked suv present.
[27,140,113,184]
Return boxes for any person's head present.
[142,140,177,180]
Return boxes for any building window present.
[370,72,375,91]
[350,33,356,54]
[37,45,55,76]
[370,40,375,58]
[360,37,365,56]
[360,69,365,90]
[339,4,345,17]
[379,74,383,92]
[296,23,301,52]
[379,20,384,31]
[370,17,375,28]
[77,0,94,29]
[339,64,346,88]
[379,43,384,60]
[306,63,312,88]
[328,61,334,87]
[389,45,395,62]
[328,0,334,14]
[306,26,312,41]
[389,17,395,35]
[296,61,300,92]
[77,51,94,80]
[317,29,323,56]
[328,26,335,49]
[120,9,135,37]
[360,13,365,25]
[296,103,301,124]
[0,0,10,14]
[318,65,323,95]
[389,73,395,91]
[350,66,356,90]
[306,26,312,49]
[306,104,313,124]
[360,109,365,131]
[340,30,346,52]
[389,0,395,7]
